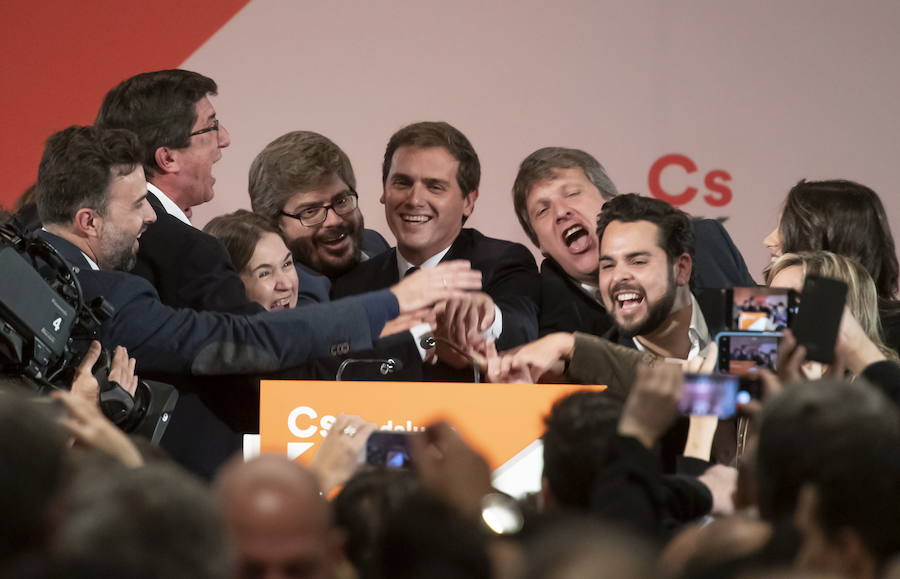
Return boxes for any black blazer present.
[333,228,541,352]
[538,257,615,337]
[133,193,263,314]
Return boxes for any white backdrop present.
[183,0,900,282]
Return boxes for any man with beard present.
[248,130,389,303]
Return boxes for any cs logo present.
[648,153,732,208]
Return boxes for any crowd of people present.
[2,67,900,579]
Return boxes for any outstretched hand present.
[390,260,482,313]
[484,332,574,384]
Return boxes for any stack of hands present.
[383,260,500,367]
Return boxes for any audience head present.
[215,454,342,579]
[765,179,898,301]
[248,131,364,278]
[595,194,695,338]
[0,389,68,567]
[57,462,231,579]
[541,390,621,511]
[95,69,229,216]
[371,488,491,579]
[768,251,896,360]
[203,210,299,311]
[333,467,420,577]
[513,147,618,285]
[522,517,653,579]
[756,380,900,578]
[380,121,480,265]
[36,125,155,271]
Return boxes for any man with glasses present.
[248,130,389,303]
[95,69,258,314]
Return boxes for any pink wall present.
[4,1,899,280]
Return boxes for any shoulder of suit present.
[461,228,534,256]
[332,248,395,290]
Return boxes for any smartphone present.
[730,287,798,331]
[365,431,413,469]
[736,375,764,406]
[792,275,848,364]
[679,373,739,418]
[716,331,782,376]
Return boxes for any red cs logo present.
[648,154,732,207]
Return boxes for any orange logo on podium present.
[259,380,607,470]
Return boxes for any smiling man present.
[333,121,540,375]
[248,130,389,303]
[95,69,259,314]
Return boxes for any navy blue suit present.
[38,231,397,375]
[37,230,399,477]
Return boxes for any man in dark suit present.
[511,147,755,337]
[333,122,540,376]
[95,69,259,314]
[35,125,481,475]
[248,130,390,304]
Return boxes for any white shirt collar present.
[632,293,711,360]
[147,183,192,226]
[395,245,452,278]
[81,253,100,271]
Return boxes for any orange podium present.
[259,380,607,471]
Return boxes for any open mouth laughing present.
[401,214,432,224]
[561,224,591,253]
[269,297,293,311]
[612,288,645,314]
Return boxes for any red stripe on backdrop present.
[0,0,251,209]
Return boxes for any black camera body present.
[0,223,176,443]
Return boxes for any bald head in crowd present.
[215,455,342,579]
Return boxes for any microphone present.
[336,357,404,381]
[420,335,481,383]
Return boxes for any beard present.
[288,216,365,279]
[98,230,138,271]
[615,270,678,339]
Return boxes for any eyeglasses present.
[189,119,219,137]
[280,191,359,227]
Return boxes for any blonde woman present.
[767,251,897,375]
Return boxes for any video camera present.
[0,222,176,443]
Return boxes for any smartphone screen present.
[731,287,796,331]
[717,332,782,376]
[680,373,739,418]
[366,431,412,469]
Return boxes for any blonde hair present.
[768,251,897,360]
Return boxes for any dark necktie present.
[404,266,419,278]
